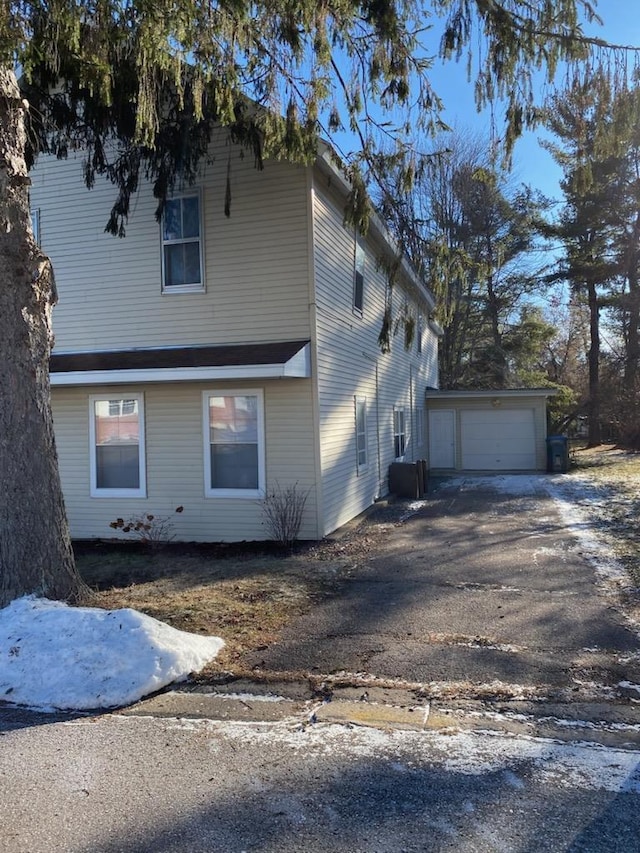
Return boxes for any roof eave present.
[313,148,436,312]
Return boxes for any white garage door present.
[460,409,537,471]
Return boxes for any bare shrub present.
[261,483,309,549]
[109,506,184,551]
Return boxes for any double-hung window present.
[161,192,204,292]
[355,396,368,470]
[204,390,265,497]
[393,407,406,460]
[31,209,40,245]
[89,394,146,497]
[353,235,365,314]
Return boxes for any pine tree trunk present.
[625,271,640,392]
[0,67,87,608]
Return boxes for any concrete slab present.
[119,687,640,750]
[122,689,306,722]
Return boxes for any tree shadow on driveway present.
[239,486,640,697]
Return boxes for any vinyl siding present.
[52,379,318,542]
[311,177,438,535]
[31,130,312,352]
[38,142,439,541]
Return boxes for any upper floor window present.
[417,312,423,353]
[162,193,204,292]
[89,394,146,497]
[31,209,40,245]
[393,407,406,460]
[203,390,265,498]
[353,235,365,315]
[355,396,368,470]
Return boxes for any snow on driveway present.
[432,472,633,588]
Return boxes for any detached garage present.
[425,389,556,473]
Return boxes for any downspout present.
[409,364,414,461]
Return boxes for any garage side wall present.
[426,395,549,473]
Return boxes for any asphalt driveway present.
[243,477,640,702]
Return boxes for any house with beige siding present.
[31,131,439,542]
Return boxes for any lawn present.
[570,444,640,586]
[77,504,400,678]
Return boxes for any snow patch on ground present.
[398,500,429,521]
[619,681,640,696]
[0,596,224,711]
[171,690,287,704]
[544,477,631,587]
[437,474,550,496]
[158,715,640,793]
[435,472,632,588]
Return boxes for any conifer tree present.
[543,71,638,446]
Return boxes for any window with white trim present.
[203,390,265,497]
[89,394,146,497]
[393,407,406,460]
[353,235,365,314]
[31,209,40,245]
[161,192,204,291]
[355,396,368,470]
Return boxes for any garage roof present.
[425,388,557,399]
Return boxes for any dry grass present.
[572,443,640,478]
[80,552,336,674]
[570,444,640,586]
[76,503,401,676]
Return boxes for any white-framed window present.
[353,235,365,314]
[414,406,424,449]
[31,209,40,245]
[203,389,265,498]
[161,192,204,292]
[89,394,146,497]
[355,396,368,470]
[393,407,406,460]
[417,312,423,353]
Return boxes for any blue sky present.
[428,0,640,200]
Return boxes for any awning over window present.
[50,340,311,386]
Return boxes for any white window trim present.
[203,388,266,499]
[161,189,205,294]
[393,406,406,461]
[31,208,41,246]
[89,393,147,498]
[417,312,423,353]
[355,396,368,472]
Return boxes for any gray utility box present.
[389,460,428,498]
[546,435,569,473]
